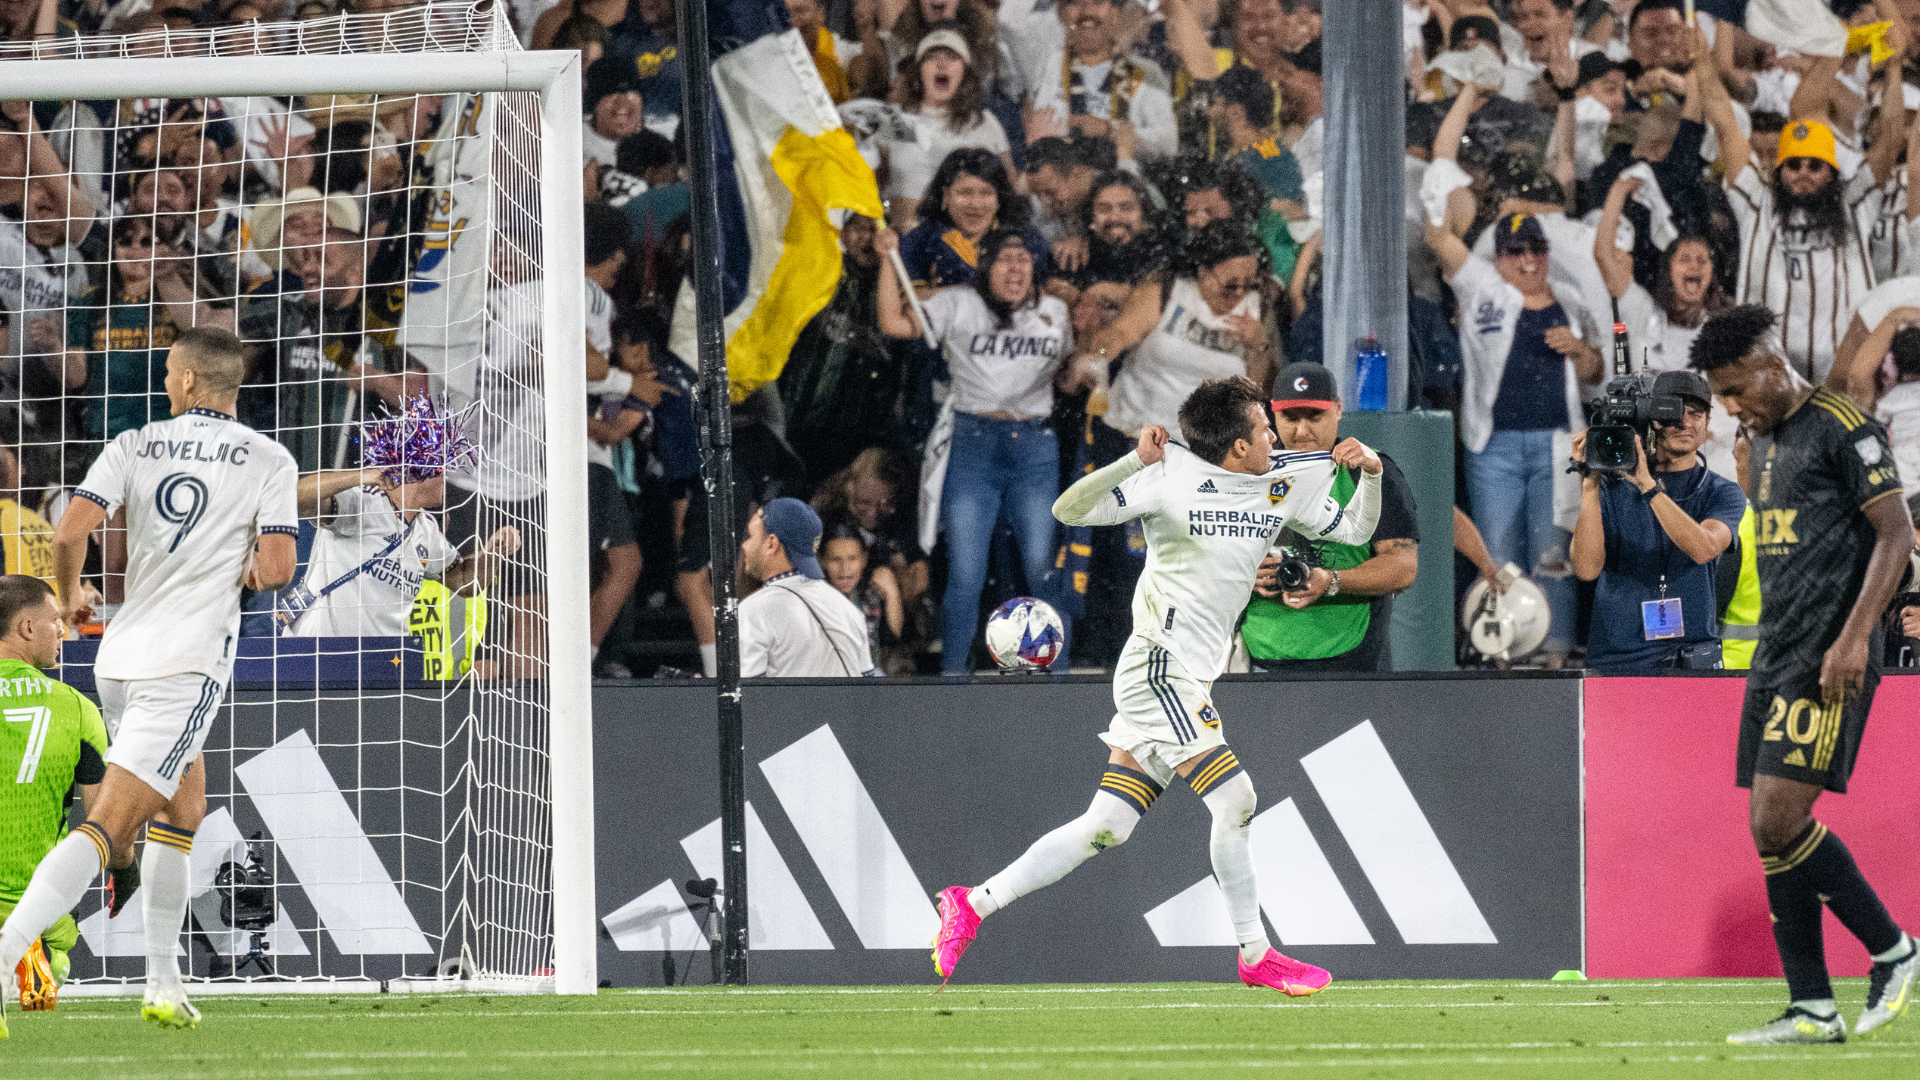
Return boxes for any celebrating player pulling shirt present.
[930,376,1382,993]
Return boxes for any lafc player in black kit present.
[1691,306,1919,1044]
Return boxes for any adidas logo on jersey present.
[1196,479,1218,493]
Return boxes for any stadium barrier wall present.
[66,688,479,984]
[1584,674,1920,979]
[82,670,1919,986]
[592,676,1583,986]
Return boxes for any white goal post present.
[5,46,595,994]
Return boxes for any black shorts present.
[588,463,637,550]
[676,476,710,575]
[1736,669,1879,794]
[442,485,546,598]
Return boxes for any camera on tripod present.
[1584,370,1688,473]
[208,832,276,977]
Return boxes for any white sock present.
[971,791,1140,920]
[1792,998,1836,1019]
[699,644,717,678]
[143,833,194,990]
[1200,772,1269,964]
[0,829,108,973]
[1872,932,1914,964]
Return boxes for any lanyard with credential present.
[274,522,416,630]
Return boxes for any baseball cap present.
[760,498,824,580]
[1777,119,1838,169]
[1575,51,1621,89]
[1653,369,1713,410]
[584,56,644,115]
[1271,362,1340,411]
[1493,213,1550,256]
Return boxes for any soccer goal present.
[0,3,593,994]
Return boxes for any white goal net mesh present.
[0,1,574,989]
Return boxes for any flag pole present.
[674,0,749,985]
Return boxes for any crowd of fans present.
[7,0,1920,677]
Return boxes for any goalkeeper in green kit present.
[0,575,109,1018]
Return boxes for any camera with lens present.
[1584,371,1687,473]
[1275,542,1326,593]
[207,832,277,977]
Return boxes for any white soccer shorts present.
[98,671,228,800]
[1099,635,1226,788]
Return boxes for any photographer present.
[1570,370,1746,671]
[1242,364,1420,673]
[739,499,877,678]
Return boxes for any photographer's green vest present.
[1240,465,1375,660]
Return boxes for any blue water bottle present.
[1352,335,1389,410]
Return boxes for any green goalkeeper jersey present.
[0,657,108,906]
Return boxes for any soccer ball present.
[985,597,1065,672]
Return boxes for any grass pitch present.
[5,979,1917,1077]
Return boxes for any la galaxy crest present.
[1268,478,1291,506]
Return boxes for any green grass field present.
[4,979,1917,1077]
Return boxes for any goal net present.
[0,2,594,993]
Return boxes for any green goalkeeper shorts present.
[0,900,77,985]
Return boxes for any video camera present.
[1584,370,1687,473]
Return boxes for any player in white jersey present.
[930,377,1382,993]
[0,328,298,1037]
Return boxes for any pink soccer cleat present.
[1238,948,1332,997]
[930,886,982,983]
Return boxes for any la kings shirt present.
[921,288,1071,418]
[76,408,300,680]
[1751,388,1904,680]
[288,486,459,638]
[1063,443,1380,682]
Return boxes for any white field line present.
[33,998,1801,1023]
[38,1049,1920,1080]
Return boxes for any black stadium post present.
[674,0,749,984]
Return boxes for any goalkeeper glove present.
[107,859,141,918]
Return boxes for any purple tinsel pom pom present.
[359,393,479,484]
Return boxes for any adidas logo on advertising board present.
[79,728,431,959]
[604,721,1494,951]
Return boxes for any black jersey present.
[1751,388,1904,680]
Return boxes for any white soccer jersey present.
[77,408,300,680]
[1855,164,1916,282]
[286,486,459,638]
[1059,443,1380,683]
[1107,277,1257,439]
[1726,163,1881,383]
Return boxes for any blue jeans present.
[942,414,1060,673]
[1466,429,1575,654]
